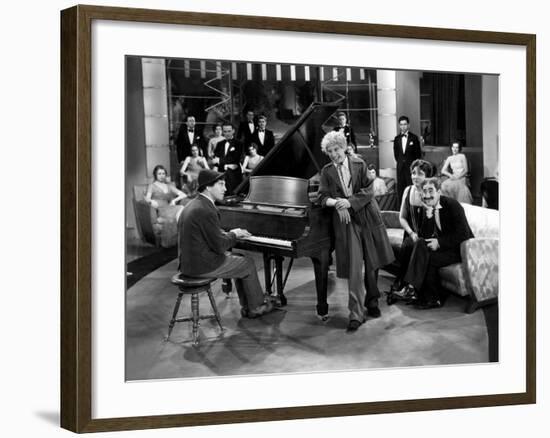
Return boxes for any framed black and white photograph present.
[60,4,536,433]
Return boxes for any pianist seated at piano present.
[241,143,263,175]
[178,169,275,319]
[319,131,395,332]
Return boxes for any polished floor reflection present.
[125,252,489,381]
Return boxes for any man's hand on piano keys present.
[230,228,252,239]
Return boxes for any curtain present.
[431,73,460,145]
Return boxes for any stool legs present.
[165,283,223,345]
[190,293,200,345]
[206,286,224,332]
[165,291,184,341]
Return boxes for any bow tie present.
[188,129,194,133]
[402,133,408,137]
[259,129,265,132]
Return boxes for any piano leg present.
[311,250,329,316]
[274,256,287,306]
[263,253,273,295]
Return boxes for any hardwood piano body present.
[219,102,339,314]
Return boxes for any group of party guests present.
[175,112,275,194]
[172,129,475,332]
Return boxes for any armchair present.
[132,184,161,246]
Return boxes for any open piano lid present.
[233,102,340,197]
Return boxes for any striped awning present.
[171,60,373,83]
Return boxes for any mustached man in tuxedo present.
[212,122,243,195]
[393,115,422,201]
[176,115,205,164]
[251,114,275,156]
[237,109,256,148]
[402,177,474,309]
[333,112,357,153]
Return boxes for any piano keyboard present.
[240,235,293,248]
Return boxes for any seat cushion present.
[386,228,404,252]
[171,273,215,288]
[461,203,499,238]
[439,263,469,297]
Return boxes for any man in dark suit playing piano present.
[213,122,244,195]
[178,169,274,318]
[251,114,275,156]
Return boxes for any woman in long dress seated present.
[145,165,187,248]
[367,164,388,196]
[440,141,473,204]
[392,159,434,296]
[180,145,209,193]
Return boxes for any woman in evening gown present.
[145,165,187,248]
[241,143,263,175]
[440,141,473,204]
[180,145,209,193]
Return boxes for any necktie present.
[337,163,351,197]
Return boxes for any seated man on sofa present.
[400,177,474,309]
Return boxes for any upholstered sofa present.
[381,203,499,313]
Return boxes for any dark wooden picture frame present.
[60,4,536,433]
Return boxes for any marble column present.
[376,70,397,172]
[141,58,170,180]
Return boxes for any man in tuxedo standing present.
[333,111,357,153]
[402,177,474,309]
[393,115,422,201]
[213,122,243,195]
[237,110,256,148]
[251,114,275,156]
[176,115,204,163]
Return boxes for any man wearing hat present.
[177,169,274,318]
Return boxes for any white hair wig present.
[320,131,347,154]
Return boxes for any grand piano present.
[219,102,339,316]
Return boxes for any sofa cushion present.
[386,228,404,251]
[462,203,499,238]
[439,263,469,297]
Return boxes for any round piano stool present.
[165,274,224,346]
